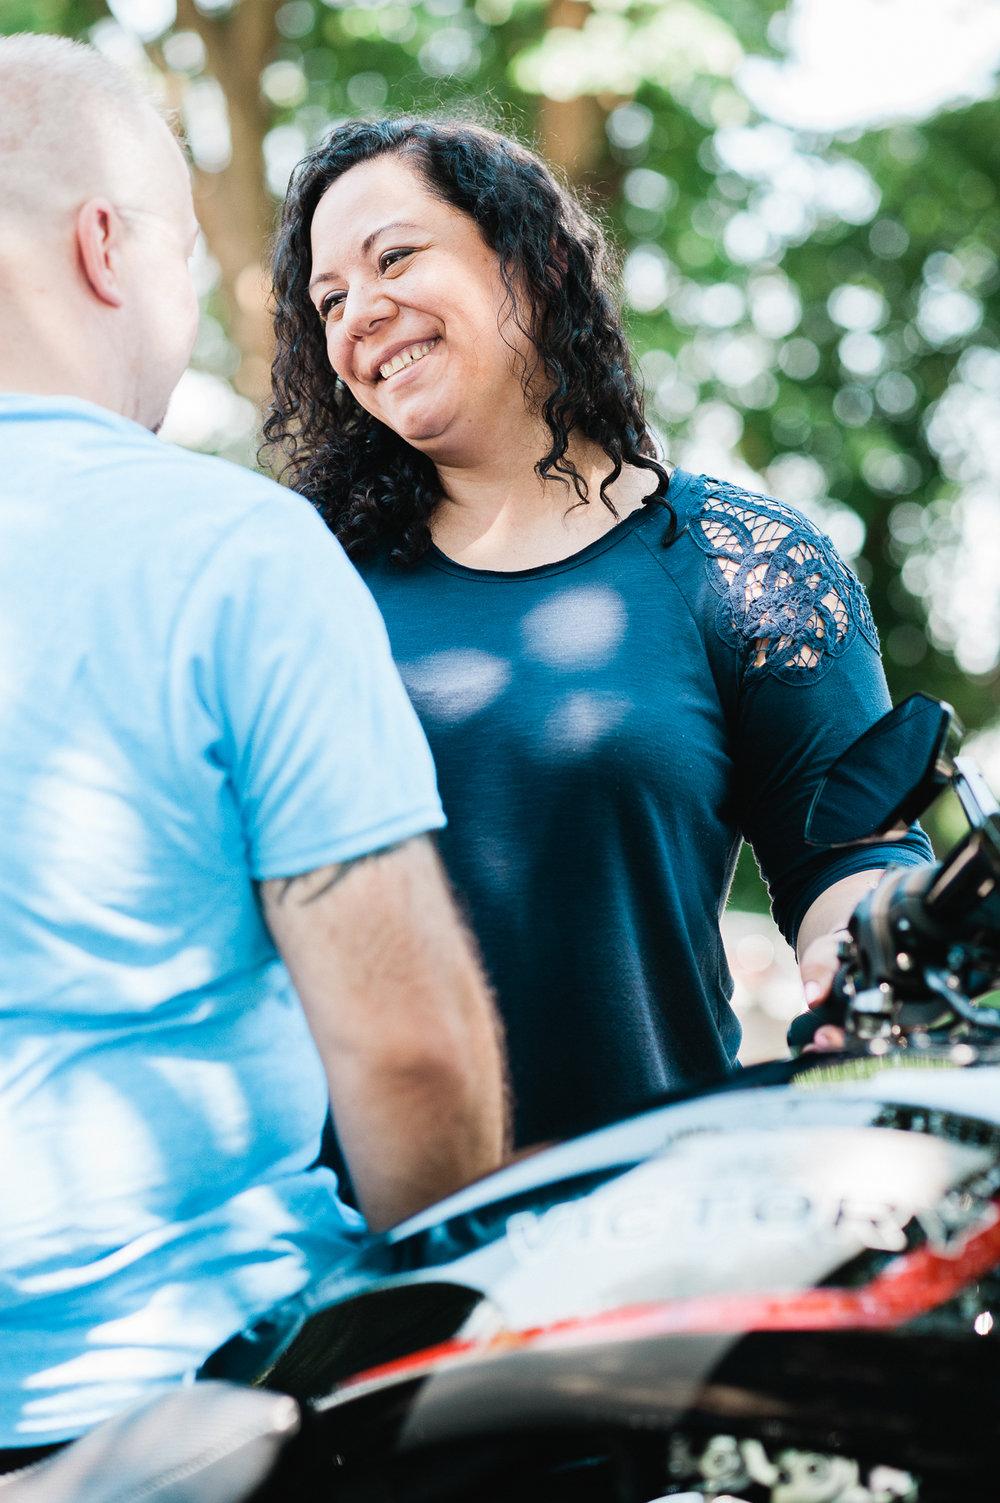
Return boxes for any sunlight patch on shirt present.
[26,746,152,905]
[521,584,627,670]
[543,690,632,755]
[401,649,512,724]
[150,1056,252,1157]
[1,1075,166,1273]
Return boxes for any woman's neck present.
[429,436,659,572]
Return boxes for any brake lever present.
[924,964,1000,1032]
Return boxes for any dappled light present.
[541,688,631,755]
[401,648,513,724]
[521,585,628,670]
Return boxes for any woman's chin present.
[385,412,458,460]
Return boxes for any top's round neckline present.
[424,470,691,583]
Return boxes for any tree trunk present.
[171,0,281,405]
[536,0,608,189]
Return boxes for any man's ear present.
[76,197,126,308]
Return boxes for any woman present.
[265,118,930,1148]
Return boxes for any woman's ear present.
[76,197,127,308]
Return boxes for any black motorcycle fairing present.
[252,1326,1000,1502]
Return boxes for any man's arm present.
[261,834,509,1232]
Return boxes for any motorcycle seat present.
[0,1381,298,1503]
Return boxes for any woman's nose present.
[343,280,395,339]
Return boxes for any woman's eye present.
[318,291,345,323]
[379,248,414,274]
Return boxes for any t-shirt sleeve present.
[687,478,933,946]
[178,492,445,879]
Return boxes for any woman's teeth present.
[379,340,437,380]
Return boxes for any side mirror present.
[805,693,960,848]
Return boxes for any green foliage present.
[0,0,102,38]
[617,87,1000,729]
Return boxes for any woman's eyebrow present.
[309,220,426,294]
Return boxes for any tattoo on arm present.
[269,838,411,908]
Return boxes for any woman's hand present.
[795,870,885,1051]
[797,927,851,1050]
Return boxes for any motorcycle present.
[4,693,999,1503]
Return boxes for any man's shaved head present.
[0,32,172,224]
[0,32,201,430]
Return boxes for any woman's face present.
[308,153,536,466]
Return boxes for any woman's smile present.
[376,337,440,383]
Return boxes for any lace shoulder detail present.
[687,476,878,685]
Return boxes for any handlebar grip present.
[786,998,846,1054]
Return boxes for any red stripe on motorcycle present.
[333,1199,1000,1396]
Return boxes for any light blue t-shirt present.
[0,395,445,1444]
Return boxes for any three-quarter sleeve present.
[686,477,932,946]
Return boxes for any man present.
[0,32,507,1453]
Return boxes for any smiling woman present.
[264,118,932,1149]
[306,152,534,466]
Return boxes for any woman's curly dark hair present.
[263,116,671,565]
